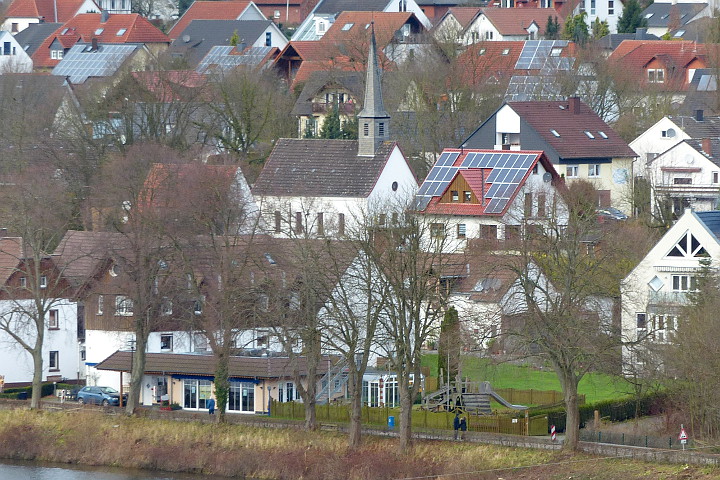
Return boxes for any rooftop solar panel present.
[52,43,138,83]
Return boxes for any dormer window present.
[648,69,665,83]
[51,49,63,59]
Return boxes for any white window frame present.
[671,274,696,292]
[49,350,59,371]
[160,334,173,351]
[566,165,579,178]
[588,164,600,177]
[97,294,104,315]
[40,276,47,289]
[115,295,134,316]
[48,309,59,329]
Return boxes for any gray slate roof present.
[314,0,390,14]
[597,31,659,50]
[667,114,720,138]
[696,211,720,239]
[252,139,396,197]
[169,19,272,67]
[684,138,720,166]
[641,2,707,29]
[14,22,62,56]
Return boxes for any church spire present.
[357,22,390,157]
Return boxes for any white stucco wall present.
[0,300,79,384]
[630,117,690,171]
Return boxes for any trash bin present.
[17,391,28,400]
[388,416,395,430]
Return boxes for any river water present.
[0,459,229,479]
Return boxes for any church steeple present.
[357,23,390,157]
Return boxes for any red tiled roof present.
[445,7,482,30]
[608,40,709,88]
[6,0,41,17]
[456,41,524,87]
[132,70,208,102]
[322,11,418,54]
[285,40,329,61]
[6,0,99,22]
[481,6,563,36]
[168,0,252,40]
[507,100,636,159]
[33,13,169,68]
[420,149,557,217]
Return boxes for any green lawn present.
[424,354,634,404]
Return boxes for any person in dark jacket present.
[207,397,216,415]
[459,415,467,440]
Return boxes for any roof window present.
[584,131,595,139]
[598,131,608,139]
[116,28,127,36]
[644,13,653,18]
[674,30,685,37]
[551,129,560,137]
[501,48,510,55]
[61,28,69,34]
[95,28,104,35]
[342,23,353,31]
[550,47,562,56]
[478,48,486,55]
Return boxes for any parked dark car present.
[596,207,628,222]
[77,386,126,406]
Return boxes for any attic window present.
[95,28,104,35]
[550,129,560,137]
[550,47,562,56]
[342,23,354,31]
[116,28,127,36]
[501,48,510,55]
[598,131,608,139]
[584,131,595,139]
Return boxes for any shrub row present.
[0,382,76,399]
[530,392,668,433]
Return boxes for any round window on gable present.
[392,181,398,192]
[110,263,121,277]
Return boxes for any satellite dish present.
[666,128,676,138]
[686,154,695,164]
[182,34,190,43]
[543,172,552,183]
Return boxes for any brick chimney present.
[703,138,712,156]
[91,37,98,51]
[569,96,581,114]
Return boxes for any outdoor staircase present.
[315,358,348,404]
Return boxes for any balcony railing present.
[311,102,357,115]
[648,290,691,306]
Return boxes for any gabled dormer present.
[438,171,483,205]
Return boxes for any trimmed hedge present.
[530,392,667,433]
[0,382,76,399]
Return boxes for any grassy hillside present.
[423,354,633,404]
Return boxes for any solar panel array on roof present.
[505,75,563,102]
[417,152,537,214]
[52,43,138,83]
[197,45,273,73]
[515,40,569,70]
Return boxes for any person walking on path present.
[459,415,467,440]
[207,397,216,415]
[453,412,460,440]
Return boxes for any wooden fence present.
[269,399,548,436]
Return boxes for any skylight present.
[551,129,560,137]
[116,28,127,36]
[674,30,685,37]
[341,23,353,31]
[479,48,486,55]
[61,28,69,35]
[598,131,608,139]
[365,23,370,29]
[550,47,562,57]
[645,13,653,18]
[661,14,669,19]
[584,131,595,139]
[501,48,510,55]
[95,28,104,35]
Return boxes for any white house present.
[0,31,33,72]
[291,0,432,41]
[630,110,720,168]
[575,0,625,34]
[416,148,568,253]
[621,209,720,370]
[462,8,558,42]
[253,27,419,238]
[646,138,720,217]
[1,0,98,33]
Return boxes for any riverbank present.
[0,409,719,479]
